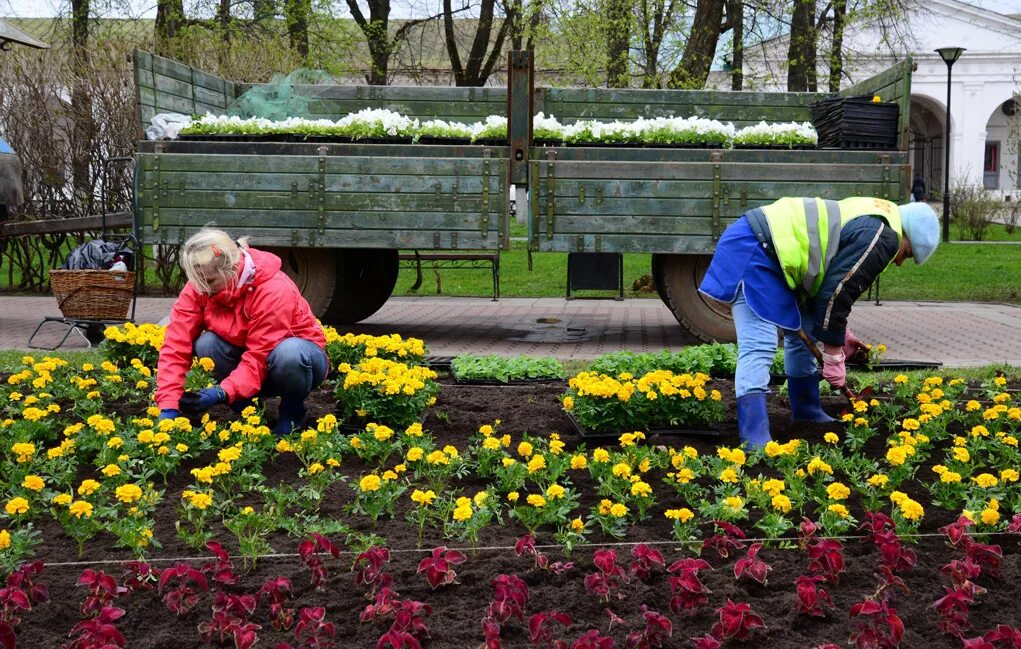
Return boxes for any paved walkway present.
[3,295,1020,368]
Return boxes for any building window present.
[985,142,1000,190]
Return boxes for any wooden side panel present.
[135,153,509,250]
[133,50,236,136]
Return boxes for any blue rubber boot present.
[788,376,836,423]
[273,398,307,436]
[230,398,255,415]
[736,392,772,449]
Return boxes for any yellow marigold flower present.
[665,508,695,522]
[638,458,651,473]
[971,425,990,438]
[941,471,962,484]
[545,485,566,500]
[1000,469,1019,483]
[327,458,340,467]
[411,490,436,506]
[867,474,889,487]
[527,455,547,474]
[69,500,93,519]
[893,374,908,384]
[952,447,971,463]
[889,491,908,505]
[885,446,908,466]
[427,451,449,465]
[612,463,631,478]
[570,454,587,470]
[189,492,213,510]
[349,437,364,449]
[972,473,998,488]
[981,508,1000,526]
[630,481,652,497]
[901,418,920,431]
[407,447,424,462]
[507,492,519,502]
[502,457,516,467]
[198,357,216,372]
[21,475,44,492]
[276,439,292,453]
[562,396,574,411]
[570,517,585,532]
[482,436,502,451]
[719,468,739,484]
[823,432,839,444]
[827,504,850,519]
[598,499,613,515]
[11,442,35,463]
[762,479,785,497]
[724,496,744,510]
[771,494,792,513]
[78,480,100,496]
[5,498,29,515]
[827,483,851,501]
[0,530,10,550]
[674,468,695,484]
[549,438,565,455]
[527,494,547,508]
[359,475,381,492]
[452,505,473,521]
[443,445,458,458]
[372,425,394,442]
[308,463,325,475]
[517,442,533,458]
[381,470,398,481]
[592,448,610,463]
[52,493,72,506]
[609,503,628,518]
[807,457,833,476]
[899,498,924,521]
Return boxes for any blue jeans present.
[194,332,329,401]
[731,285,819,398]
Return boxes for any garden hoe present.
[794,329,870,405]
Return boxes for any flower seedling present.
[583,549,629,604]
[158,563,209,615]
[962,625,1021,648]
[528,611,572,649]
[257,577,295,631]
[76,569,127,617]
[624,606,672,649]
[848,599,904,649]
[805,538,845,584]
[353,545,392,596]
[121,561,159,593]
[66,606,126,649]
[417,546,466,589]
[299,533,341,591]
[702,521,746,559]
[197,591,260,649]
[933,582,984,639]
[629,544,665,582]
[514,535,574,575]
[733,543,771,586]
[794,575,833,618]
[292,607,336,649]
[203,541,240,587]
[860,512,916,573]
[488,574,529,624]
[667,558,713,616]
[573,629,614,649]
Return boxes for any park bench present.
[398,251,500,301]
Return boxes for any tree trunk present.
[347,0,391,85]
[253,0,276,22]
[667,0,725,89]
[443,0,511,86]
[728,0,743,90]
[154,0,184,56]
[70,0,94,212]
[787,0,816,91]
[605,0,632,88]
[828,0,846,92]
[285,0,311,60]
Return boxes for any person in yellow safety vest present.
[699,197,940,449]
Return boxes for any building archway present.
[908,95,950,199]
[983,98,1020,195]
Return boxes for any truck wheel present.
[322,249,398,324]
[658,254,736,343]
[263,247,337,318]
[650,254,668,303]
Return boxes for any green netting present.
[225,68,334,121]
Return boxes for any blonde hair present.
[180,229,250,294]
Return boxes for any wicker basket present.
[49,269,134,320]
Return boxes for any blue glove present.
[158,409,180,421]
[178,386,227,414]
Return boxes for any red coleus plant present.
[66,606,126,649]
[693,600,765,647]
[806,538,845,585]
[733,543,771,586]
[258,577,295,631]
[798,518,819,549]
[583,549,629,604]
[932,581,986,639]
[872,565,910,603]
[0,561,49,649]
[628,544,665,582]
[77,569,127,618]
[848,598,904,649]
[417,547,467,589]
[939,517,1003,577]
[942,557,982,590]
[121,560,159,593]
[573,629,614,649]
[354,546,393,596]
[197,591,260,649]
[794,575,833,618]
[291,606,336,649]
[666,558,713,617]
[203,541,240,588]
[6,562,47,607]
[860,513,916,573]
[528,611,572,649]
[702,521,747,559]
[489,574,529,625]
[375,600,432,649]
[624,606,672,649]
[158,563,209,616]
[299,533,341,591]
[962,625,1021,648]
[515,535,574,575]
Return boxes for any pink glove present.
[821,350,846,389]
[841,328,868,364]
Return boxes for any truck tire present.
[263,247,337,318]
[658,254,736,343]
[322,249,399,324]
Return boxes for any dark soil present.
[13,378,1021,648]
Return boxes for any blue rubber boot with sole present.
[788,376,836,423]
[273,398,307,437]
[736,392,772,450]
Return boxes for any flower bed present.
[0,336,1019,648]
[450,354,566,384]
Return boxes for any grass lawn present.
[394,237,1021,304]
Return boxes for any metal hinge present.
[316,147,328,240]
[152,154,161,230]
[711,163,722,241]
[481,159,491,239]
[545,161,555,240]
[529,161,540,248]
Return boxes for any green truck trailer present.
[132,50,913,342]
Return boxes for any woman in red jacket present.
[154,229,328,435]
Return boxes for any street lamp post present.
[935,47,965,243]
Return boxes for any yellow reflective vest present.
[761,197,903,296]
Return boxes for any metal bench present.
[398,251,500,301]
